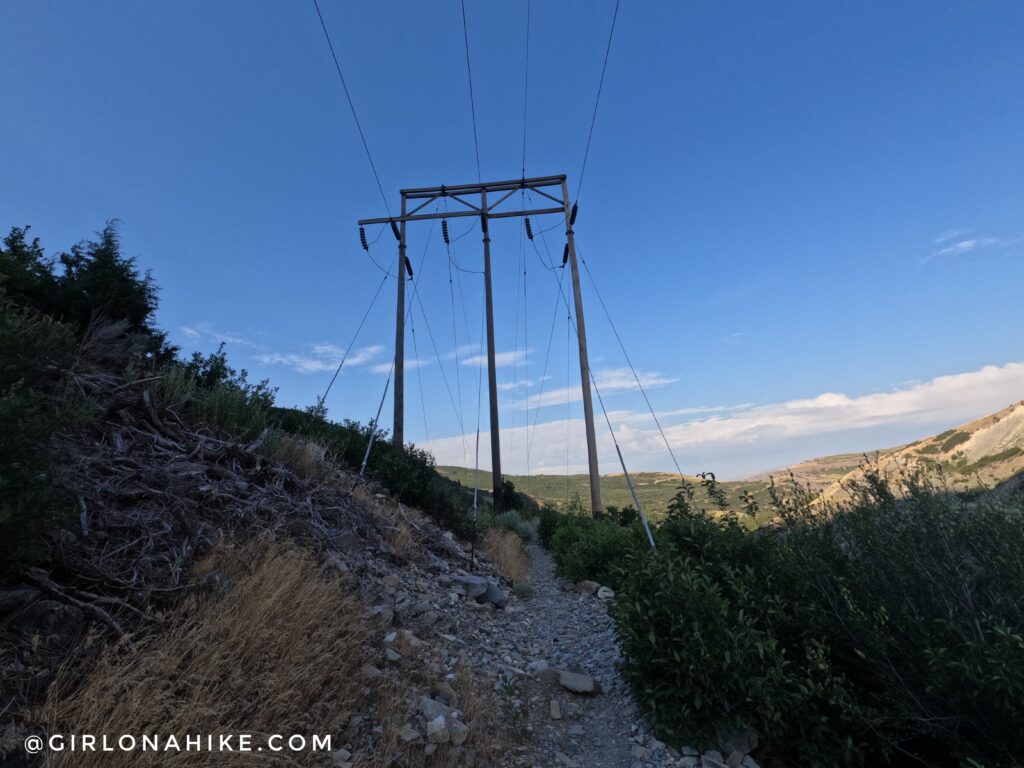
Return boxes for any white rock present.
[558,670,602,695]
[597,586,615,600]
[449,718,469,746]
[425,715,449,744]
[331,748,352,766]
[398,724,420,743]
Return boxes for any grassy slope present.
[435,466,777,520]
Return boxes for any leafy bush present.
[0,299,77,571]
[548,515,639,589]
[612,475,1024,766]
[493,510,533,540]
[537,504,564,546]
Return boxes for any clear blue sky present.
[4,1,1023,478]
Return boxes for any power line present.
[311,0,393,217]
[579,245,686,480]
[521,0,531,177]
[576,0,622,203]
[317,270,389,409]
[460,0,483,182]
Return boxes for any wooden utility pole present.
[562,178,602,516]
[358,174,603,515]
[480,190,503,504]
[392,197,407,447]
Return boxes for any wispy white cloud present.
[922,231,1022,263]
[428,361,1024,478]
[370,358,431,374]
[529,367,676,409]
[257,344,384,374]
[462,348,531,368]
[178,323,261,349]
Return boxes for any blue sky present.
[3,1,1023,478]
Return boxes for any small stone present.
[558,670,601,695]
[527,659,549,676]
[728,752,743,768]
[383,574,401,588]
[398,724,420,743]
[331,748,352,766]
[369,604,394,625]
[417,696,452,722]
[740,758,760,768]
[677,758,699,768]
[397,629,425,652]
[574,580,600,595]
[702,750,727,768]
[449,718,469,746]
[451,575,489,599]
[630,744,649,759]
[567,724,584,737]
[425,715,449,743]
[550,699,562,720]
[555,751,581,767]
[478,581,508,608]
[385,648,401,662]
[359,663,382,678]
[596,586,615,600]
[680,747,699,756]
[424,743,437,756]
[433,681,458,706]
[722,728,759,757]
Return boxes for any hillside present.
[436,466,776,520]
[441,401,1024,518]
[818,401,1024,503]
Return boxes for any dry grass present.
[41,539,370,767]
[481,529,531,584]
[369,663,505,768]
[262,431,331,483]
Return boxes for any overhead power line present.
[311,0,393,217]
[576,0,622,203]
[460,0,483,181]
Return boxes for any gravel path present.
[513,542,644,767]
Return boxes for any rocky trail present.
[382,532,749,768]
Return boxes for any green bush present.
[537,504,564,546]
[612,476,1024,766]
[493,510,533,540]
[0,299,77,571]
[549,515,639,589]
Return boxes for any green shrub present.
[537,504,564,546]
[613,476,1024,766]
[549,516,638,589]
[0,299,77,571]
[494,510,533,540]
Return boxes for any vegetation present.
[539,472,1024,766]
[0,223,483,570]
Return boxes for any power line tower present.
[359,174,603,515]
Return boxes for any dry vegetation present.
[41,539,369,767]
[481,529,531,585]
[39,538,507,767]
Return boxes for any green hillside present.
[435,466,776,520]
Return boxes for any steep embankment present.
[817,401,1024,502]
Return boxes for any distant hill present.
[434,466,775,521]
[817,401,1024,502]
[438,402,1024,518]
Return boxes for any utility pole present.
[392,196,407,447]
[358,174,603,516]
[480,190,503,505]
[562,179,603,516]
